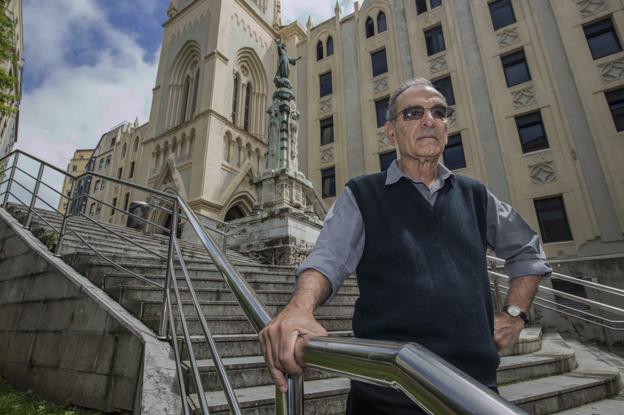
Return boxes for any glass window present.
[129,161,135,178]
[425,25,446,56]
[534,196,573,243]
[321,167,336,198]
[379,151,397,172]
[98,158,104,170]
[415,0,427,15]
[243,82,252,132]
[443,133,466,170]
[327,36,334,56]
[232,73,239,123]
[319,72,333,97]
[606,88,624,132]
[515,111,549,153]
[377,11,387,33]
[72,164,77,172]
[375,97,389,128]
[94,180,100,191]
[430,0,442,8]
[365,16,375,38]
[584,18,622,60]
[316,40,323,61]
[489,0,516,31]
[371,48,388,77]
[118,167,123,179]
[111,197,117,216]
[501,49,531,87]
[123,192,130,211]
[432,76,455,106]
[320,116,334,146]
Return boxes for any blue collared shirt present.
[297,160,552,299]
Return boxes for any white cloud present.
[17,0,158,173]
[282,0,355,27]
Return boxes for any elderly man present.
[259,78,551,414]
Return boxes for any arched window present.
[232,73,239,124]
[133,137,139,153]
[94,180,100,191]
[243,82,252,132]
[225,205,245,222]
[180,75,191,122]
[190,67,199,116]
[377,11,387,33]
[316,40,323,61]
[121,143,127,158]
[365,16,375,38]
[327,36,334,56]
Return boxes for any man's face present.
[385,85,449,161]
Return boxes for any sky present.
[17,0,355,172]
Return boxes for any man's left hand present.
[493,311,525,350]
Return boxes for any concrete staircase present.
[6,204,624,414]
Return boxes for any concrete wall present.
[0,208,180,414]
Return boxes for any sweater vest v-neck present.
[346,172,499,387]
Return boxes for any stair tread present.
[554,394,624,414]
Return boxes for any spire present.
[306,15,312,31]
[133,117,139,128]
[335,0,342,17]
[167,0,177,18]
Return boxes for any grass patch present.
[0,377,101,415]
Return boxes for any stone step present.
[499,327,542,356]
[191,377,350,414]
[554,394,624,414]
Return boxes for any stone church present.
[82,0,624,277]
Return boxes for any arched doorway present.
[224,205,246,222]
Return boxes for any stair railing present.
[1,149,526,414]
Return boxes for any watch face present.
[506,305,521,317]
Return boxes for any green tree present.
[0,0,18,117]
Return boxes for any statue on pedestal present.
[274,39,301,90]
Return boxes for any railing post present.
[288,375,304,414]
[2,152,18,208]
[159,198,178,338]
[56,178,76,255]
[25,162,45,228]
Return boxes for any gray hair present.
[386,77,447,123]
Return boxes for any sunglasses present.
[394,105,454,121]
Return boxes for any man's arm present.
[494,275,541,349]
[259,270,330,393]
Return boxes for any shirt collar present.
[385,159,454,186]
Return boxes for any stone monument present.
[229,39,326,265]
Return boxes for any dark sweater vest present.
[346,172,499,387]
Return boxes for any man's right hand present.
[259,305,328,393]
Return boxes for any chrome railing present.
[0,149,526,414]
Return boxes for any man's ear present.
[385,122,396,146]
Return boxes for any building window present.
[319,71,333,97]
[377,11,387,33]
[321,167,336,198]
[94,180,100,191]
[432,76,455,106]
[365,16,375,38]
[320,116,334,146]
[118,167,123,179]
[584,17,622,60]
[129,161,135,178]
[443,133,466,170]
[501,49,531,87]
[180,75,191,122]
[327,36,334,56]
[371,48,388,77]
[425,25,446,56]
[375,97,389,128]
[606,88,624,132]
[244,82,252,132]
[430,0,442,8]
[232,73,239,123]
[515,111,549,153]
[101,180,106,191]
[98,158,104,170]
[415,0,427,15]
[72,164,77,172]
[89,202,95,215]
[379,151,397,172]
[123,192,130,211]
[111,197,117,216]
[551,279,590,311]
[95,203,101,215]
[489,0,516,31]
[105,156,111,168]
[316,40,324,61]
[534,196,573,243]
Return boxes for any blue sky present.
[18,0,354,169]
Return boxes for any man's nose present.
[420,109,435,127]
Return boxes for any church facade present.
[81,0,624,265]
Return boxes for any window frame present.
[424,25,446,56]
[501,49,531,87]
[443,133,466,170]
[515,111,549,154]
[583,17,623,60]
[319,71,333,98]
[488,0,516,31]
[533,196,573,243]
[321,167,336,198]
[320,116,334,146]
[605,87,624,132]
[415,0,427,15]
[375,97,390,128]
[432,76,455,106]
[371,48,388,78]
[379,150,397,172]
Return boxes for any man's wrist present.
[502,304,529,325]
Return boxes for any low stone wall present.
[0,208,181,414]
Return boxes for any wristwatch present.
[502,304,529,326]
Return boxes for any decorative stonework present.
[497,29,519,49]
[576,0,607,17]
[429,55,447,73]
[377,131,390,148]
[319,98,332,115]
[512,86,536,108]
[374,78,388,94]
[529,161,557,184]
[599,58,624,81]
[448,108,457,129]
[320,148,334,164]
